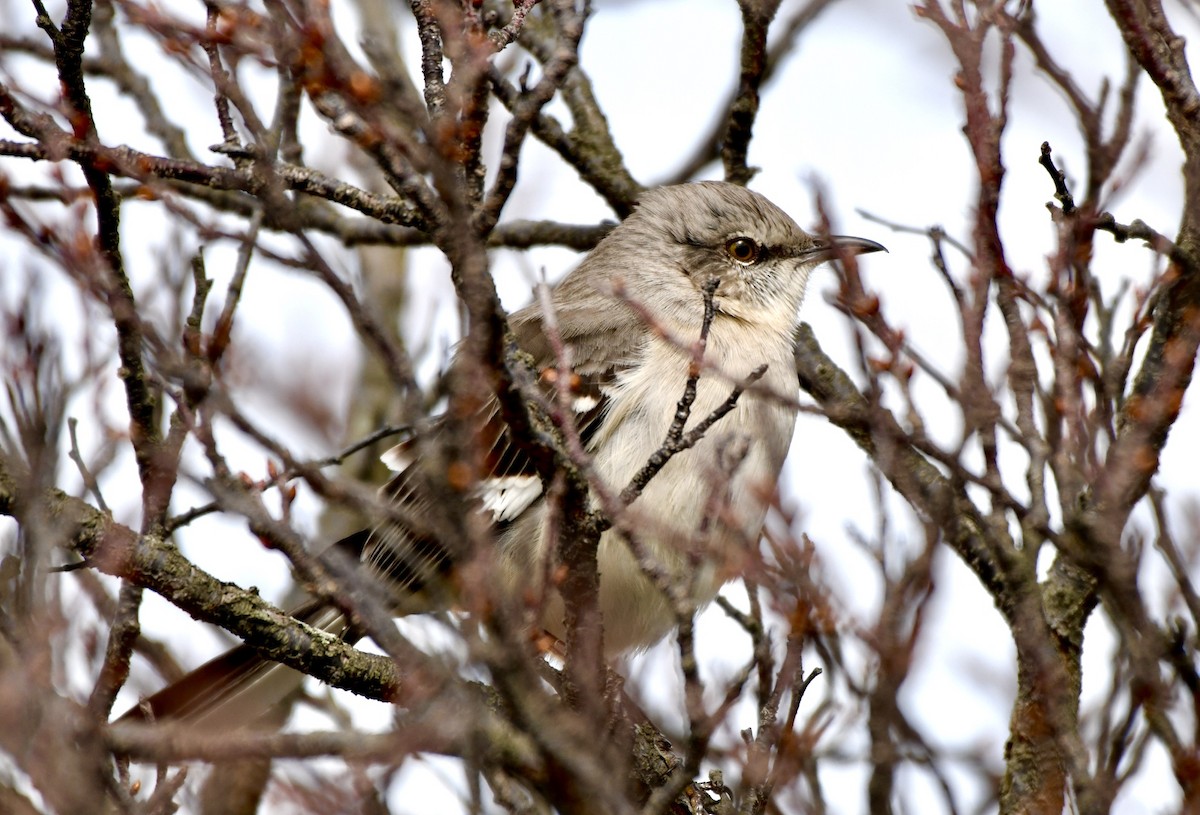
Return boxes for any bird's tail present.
[117,601,348,730]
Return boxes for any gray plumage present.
[498,182,852,650]
[120,181,883,727]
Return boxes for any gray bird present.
[120,181,883,727]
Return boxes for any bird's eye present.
[725,237,761,264]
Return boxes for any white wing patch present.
[478,475,544,522]
[380,441,543,523]
[572,393,600,413]
[380,443,410,473]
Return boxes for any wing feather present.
[360,300,641,612]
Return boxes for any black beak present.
[807,235,887,261]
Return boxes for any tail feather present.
[117,515,457,728]
[119,603,347,729]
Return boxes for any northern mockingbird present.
[121,181,883,726]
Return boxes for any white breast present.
[582,319,800,651]
[493,316,800,654]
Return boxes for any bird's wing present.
[360,296,641,609]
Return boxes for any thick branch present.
[0,455,405,704]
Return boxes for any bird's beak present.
[806,235,887,261]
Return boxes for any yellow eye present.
[725,237,761,264]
